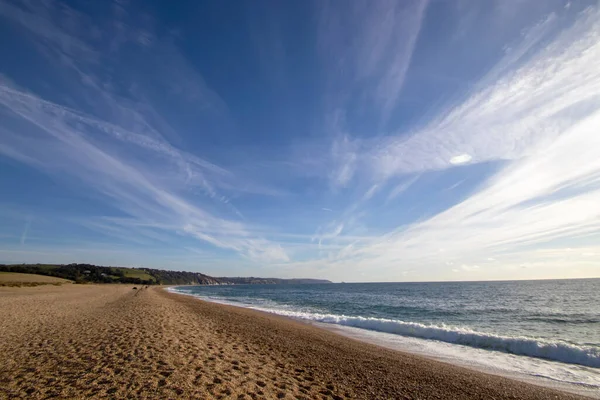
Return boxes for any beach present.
[0,285,589,399]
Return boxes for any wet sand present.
[0,285,589,399]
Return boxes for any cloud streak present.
[20,215,32,245]
[0,83,290,262]
[317,0,429,122]
[0,0,291,265]
[1,0,599,281]
[318,7,600,186]
[298,4,600,280]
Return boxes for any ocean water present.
[170,279,600,397]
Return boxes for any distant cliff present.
[0,264,331,285]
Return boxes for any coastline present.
[318,322,600,399]
[0,284,592,399]
[169,286,600,399]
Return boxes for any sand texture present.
[0,285,589,399]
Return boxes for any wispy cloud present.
[316,8,596,190]
[20,215,32,245]
[0,83,289,262]
[1,0,599,281]
[386,176,419,203]
[369,11,599,181]
[329,133,358,188]
[0,0,290,264]
[317,0,429,122]
[300,5,600,280]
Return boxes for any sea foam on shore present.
[169,284,600,397]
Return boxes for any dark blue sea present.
[171,279,600,396]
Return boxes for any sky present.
[1,0,599,282]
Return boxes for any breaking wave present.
[250,308,600,368]
[168,288,600,368]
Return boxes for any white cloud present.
[2,0,600,281]
[300,5,600,280]
[449,154,472,165]
[0,0,295,266]
[343,107,600,278]
[329,134,358,188]
[386,176,419,203]
[363,185,379,201]
[0,84,289,263]
[322,8,600,186]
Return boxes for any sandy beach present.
[0,285,589,399]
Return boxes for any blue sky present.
[1,0,599,282]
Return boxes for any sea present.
[169,279,600,397]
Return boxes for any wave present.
[525,316,600,324]
[263,310,600,368]
[169,289,600,369]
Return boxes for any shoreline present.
[318,322,600,398]
[168,286,600,399]
[0,284,592,399]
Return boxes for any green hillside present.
[112,268,156,282]
[0,263,331,286]
[0,264,218,285]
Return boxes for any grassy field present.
[0,263,218,285]
[0,272,72,287]
[113,268,156,282]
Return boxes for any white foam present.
[326,324,600,398]
[168,287,600,398]
[264,310,600,368]
[168,288,600,368]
